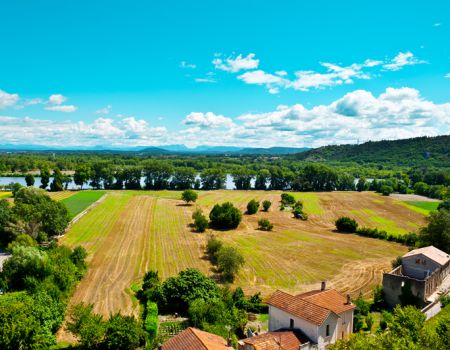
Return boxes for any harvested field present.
[47,191,78,201]
[62,190,427,317]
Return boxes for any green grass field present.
[403,201,439,214]
[61,190,106,218]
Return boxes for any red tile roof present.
[267,289,355,326]
[240,330,308,350]
[162,327,230,350]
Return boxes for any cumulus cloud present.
[0,115,168,146]
[48,94,67,105]
[445,73,450,78]
[2,87,448,148]
[195,77,216,83]
[382,51,426,71]
[0,90,19,109]
[213,53,259,72]
[182,112,235,128]
[45,105,78,113]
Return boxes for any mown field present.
[59,190,429,317]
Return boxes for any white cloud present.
[383,51,426,71]
[445,73,450,78]
[223,51,426,94]
[180,61,196,69]
[48,94,67,105]
[195,77,216,83]
[213,53,259,72]
[182,112,235,128]
[95,105,112,115]
[45,105,78,113]
[0,90,19,109]
[2,87,448,148]
[434,23,441,27]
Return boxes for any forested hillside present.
[295,135,450,166]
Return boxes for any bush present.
[209,202,242,229]
[206,235,223,265]
[380,185,393,196]
[335,217,358,233]
[391,256,402,269]
[281,193,296,206]
[192,209,208,232]
[258,218,273,231]
[262,200,271,212]
[181,189,198,204]
[246,199,260,215]
[144,302,158,342]
[217,246,245,282]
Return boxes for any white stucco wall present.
[268,305,318,342]
[269,305,354,350]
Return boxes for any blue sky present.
[0,0,449,148]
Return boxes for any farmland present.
[60,190,427,317]
[60,190,106,218]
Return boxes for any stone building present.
[383,246,450,307]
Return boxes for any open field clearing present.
[0,191,12,199]
[60,190,106,218]
[61,190,428,316]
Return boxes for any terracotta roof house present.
[160,327,231,350]
[238,329,310,350]
[383,246,450,307]
[265,283,355,350]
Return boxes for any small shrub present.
[194,214,208,233]
[258,218,273,231]
[209,202,242,229]
[246,199,260,215]
[380,185,393,196]
[365,313,374,331]
[281,193,296,206]
[206,235,223,265]
[217,246,245,282]
[439,295,450,307]
[391,256,402,269]
[262,200,271,212]
[335,217,358,233]
[181,189,198,204]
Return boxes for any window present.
[326,324,330,337]
[290,319,294,329]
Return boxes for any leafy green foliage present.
[280,193,296,206]
[193,209,208,232]
[335,217,358,233]
[206,235,223,265]
[209,202,242,229]
[217,246,245,282]
[262,200,271,211]
[258,218,273,231]
[144,302,158,342]
[438,198,450,211]
[246,199,259,214]
[418,209,450,252]
[181,189,198,204]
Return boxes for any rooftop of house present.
[267,288,355,326]
[239,329,310,350]
[403,246,450,266]
[161,327,230,350]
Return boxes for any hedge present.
[145,301,158,341]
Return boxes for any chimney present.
[321,281,326,291]
[227,337,232,347]
[157,344,162,350]
[346,294,351,305]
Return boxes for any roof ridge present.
[189,328,209,349]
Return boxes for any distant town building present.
[383,246,450,307]
[239,282,355,350]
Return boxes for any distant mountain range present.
[0,143,309,155]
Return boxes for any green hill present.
[294,135,450,167]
